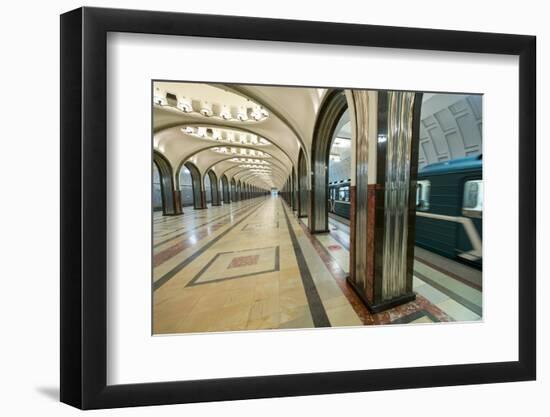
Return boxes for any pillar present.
[298,149,308,218]
[223,181,230,204]
[349,90,422,313]
[210,177,221,206]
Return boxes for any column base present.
[346,276,416,313]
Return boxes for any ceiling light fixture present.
[200,102,213,117]
[177,96,193,112]
[220,105,232,120]
[237,105,248,122]
[181,126,271,146]
[251,105,268,121]
[153,85,269,122]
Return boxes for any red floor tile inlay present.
[228,255,260,268]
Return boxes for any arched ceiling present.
[153,83,481,187]
[153,81,326,189]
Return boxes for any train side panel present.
[415,173,462,259]
[415,167,482,268]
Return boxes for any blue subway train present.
[328,155,483,269]
[328,180,351,219]
[415,155,482,268]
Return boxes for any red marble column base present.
[346,277,416,313]
[350,183,416,312]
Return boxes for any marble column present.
[348,90,422,312]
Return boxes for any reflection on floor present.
[153,196,481,335]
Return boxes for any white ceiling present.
[153,83,481,188]
[153,82,326,189]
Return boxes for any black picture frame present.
[60,6,536,410]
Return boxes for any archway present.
[310,89,348,232]
[231,177,237,201]
[297,148,308,218]
[153,162,162,212]
[221,175,230,204]
[184,161,206,209]
[153,151,181,216]
[290,165,298,211]
[178,165,194,207]
[327,109,352,223]
[207,170,221,206]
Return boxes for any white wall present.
[0,0,546,415]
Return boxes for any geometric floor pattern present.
[152,196,481,335]
[188,246,279,286]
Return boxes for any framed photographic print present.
[60,6,536,409]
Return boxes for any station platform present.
[310,215,482,322]
[153,196,481,335]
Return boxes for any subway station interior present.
[152,82,483,334]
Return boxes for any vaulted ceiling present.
[153,82,327,189]
[153,82,482,188]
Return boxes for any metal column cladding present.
[353,91,370,290]
[381,92,417,300]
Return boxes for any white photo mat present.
[106,32,519,385]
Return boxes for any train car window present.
[463,180,483,218]
[416,180,430,211]
[339,186,350,202]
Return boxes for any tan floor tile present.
[322,295,351,310]
[224,287,255,307]
[279,311,314,329]
[315,281,344,300]
[246,312,281,330]
[279,305,310,323]
[279,288,308,309]
[207,303,252,331]
[326,304,362,327]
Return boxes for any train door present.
[456,177,483,267]
[329,186,335,213]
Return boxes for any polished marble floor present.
[153,196,482,335]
